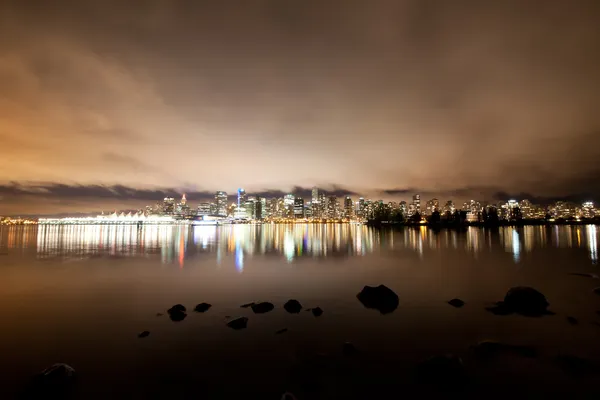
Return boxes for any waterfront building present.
[412,194,421,213]
[294,197,305,219]
[344,196,353,219]
[237,188,247,209]
[162,197,175,215]
[215,191,228,216]
[197,202,211,216]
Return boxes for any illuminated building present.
[215,191,228,216]
[425,198,439,216]
[162,197,175,215]
[519,199,532,218]
[399,201,408,216]
[245,197,256,220]
[412,194,421,213]
[581,201,596,219]
[326,196,339,219]
[209,203,217,215]
[294,197,305,219]
[311,187,321,218]
[197,202,211,216]
[237,188,247,209]
[344,196,353,219]
[357,198,365,218]
[304,202,312,218]
[284,194,295,218]
[442,201,455,214]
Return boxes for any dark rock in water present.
[416,354,466,390]
[593,287,600,296]
[138,330,150,338]
[251,302,274,314]
[554,355,597,377]
[25,363,76,397]
[284,299,303,314]
[342,341,359,356]
[156,313,164,317]
[168,304,186,313]
[311,307,323,317]
[168,304,187,321]
[194,303,212,313]
[276,328,288,334]
[471,340,537,359]
[356,284,399,314]
[240,302,255,308]
[227,317,248,330]
[486,287,551,317]
[566,316,578,325]
[447,298,465,308]
[569,272,599,279]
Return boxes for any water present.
[1,224,600,399]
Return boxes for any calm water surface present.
[1,224,600,399]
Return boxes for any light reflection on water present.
[0,224,599,265]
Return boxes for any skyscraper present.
[311,187,320,218]
[294,197,304,219]
[162,197,175,215]
[357,197,365,218]
[197,202,211,216]
[237,188,246,209]
[284,194,295,218]
[412,194,421,213]
[326,196,339,219]
[344,196,353,219]
[215,191,228,216]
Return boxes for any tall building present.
[412,194,421,213]
[163,197,175,215]
[245,197,256,220]
[326,196,339,219]
[294,197,304,219]
[215,191,228,216]
[443,201,455,214]
[311,187,321,219]
[237,188,247,209]
[399,201,408,216]
[581,201,596,219]
[357,197,366,218]
[197,202,211,216]
[284,194,295,218]
[344,196,353,219]
[519,199,532,219]
[425,198,439,216]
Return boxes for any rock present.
[168,304,186,313]
[447,298,465,308]
[156,313,164,317]
[342,341,359,356]
[227,317,248,330]
[138,330,150,338]
[486,287,551,316]
[168,304,187,321]
[416,354,466,390]
[569,272,599,279]
[471,340,537,359]
[26,363,76,396]
[356,284,399,314]
[566,316,578,325]
[251,302,275,314]
[194,303,212,313]
[284,299,303,314]
[593,287,600,295]
[276,328,288,334]
[554,355,597,377]
[311,307,323,317]
[240,302,255,308]
[281,392,297,400]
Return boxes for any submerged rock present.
[240,302,255,308]
[227,317,248,330]
[138,330,150,338]
[486,287,552,317]
[342,341,359,356]
[311,307,323,317]
[416,354,466,390]
[447,298,465,308]
[569,272,599,279]
[194,303,212,313]
[566,316,578,325]
[156,313,164,317]
[276,328,288,334]
[25,363,76,397]
[167,304,187,321]
[471,340,537,359]
[251,302,275,314]
[356,284,399,314]
[284,299,303,314]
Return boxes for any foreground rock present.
[311,307,323,317]
[471,340,537,359]
[554,355,598,377]
[486,287,552,317]
[227,317,248,330]
[447,298,465,308]
[416,355,466,390]
[194,303,212,313]
[168,304,187,321]
[284,299,303,314]
[342,341,359,356]
[276,328,288,334]
[251,302,275,314]
[240,302,255,308]
[356,285,399,314]
[25,363,76,397]
[138,330,150,338]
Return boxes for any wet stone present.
[447,298,465,308]
[138,331,150,338]
[227,317,248,330]
[251,302,275,314]
[194,303,212,313]
[284,299,303,314]
[356,284,399,314]
[311,307,323,317]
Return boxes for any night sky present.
[1,1,600,215]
